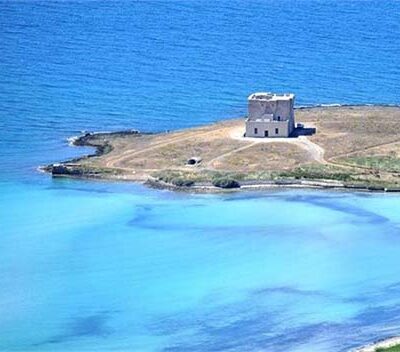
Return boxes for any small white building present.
[245,92,295,138]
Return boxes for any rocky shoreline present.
[145,177,400,193]
[41,129,141,175]
[42,132,400,194]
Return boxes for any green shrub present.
[212,177,240,189]
[171,177,194,187]
[279,167,352,181]
[344,156,400,173]
[376,345,400,352]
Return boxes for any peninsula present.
[43,105,400,192]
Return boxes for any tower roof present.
[248,92,294,101]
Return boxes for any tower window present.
[275,128,279,134]
[254,128,258,134]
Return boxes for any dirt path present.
[322,138,400,173]
[105,126,230,168]
[229,126,326,163]
[329,138,400,161]
[206,142,257,168]
[293,137,326,163]
[106,121,400,175]
[108,124,328,171]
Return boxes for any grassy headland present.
[43,106,400,192]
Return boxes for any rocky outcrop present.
[72,130,141,157]
[41,129,143,178]
[46,164,87,176]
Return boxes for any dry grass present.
[74,106,400,187]
[213,143,312,171]
[298,106,400,158]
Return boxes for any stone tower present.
[246,92,295,138]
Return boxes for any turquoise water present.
[1,1,400,351]
[3,181,400,351]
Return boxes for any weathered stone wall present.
[248,98,292,121]
[245,120,290,138]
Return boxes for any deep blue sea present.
[1,1,400,351]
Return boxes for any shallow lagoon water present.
[1,0,400,351]
[2,179,400,351]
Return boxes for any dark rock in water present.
[274,179,297,185]
[114,129,140,135]
[367,185,385,191]
[51,164,84,176]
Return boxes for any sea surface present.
[1,1,400,351]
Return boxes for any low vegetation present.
[152,169,206,185]
[170,178,194,187]
[342,156,400,173]
[278,164,353,182]
[212,177,240,189]
[50,164,123,177]
[152,170,243,188]
[152,170,201,187]
[376,345,400,352]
